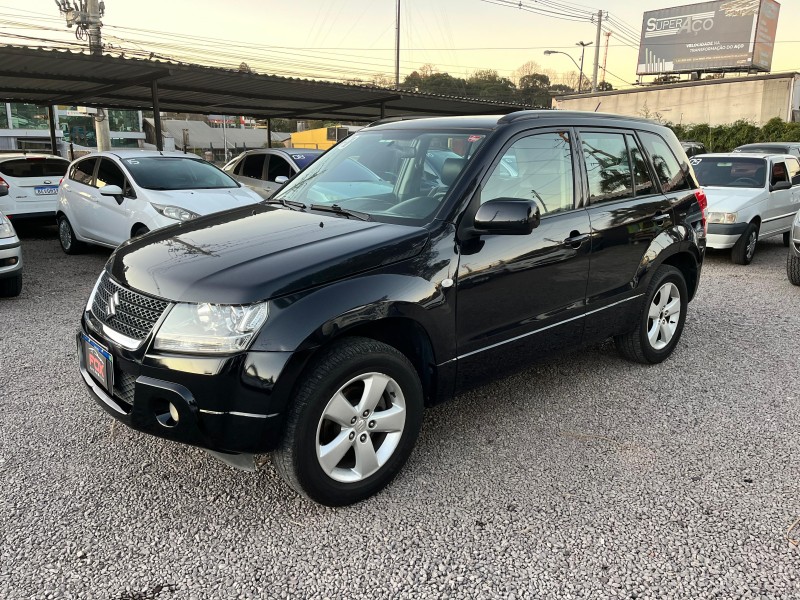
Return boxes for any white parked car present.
[690,153,800,264]
[223,148,324,198]
[0,186,23,297]
[0,154,70,219]
[57,151,262,253]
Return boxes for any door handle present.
[563,231,590,248]
[653,213,670,224]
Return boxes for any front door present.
[455,129,591,391]
[763,158,800,235]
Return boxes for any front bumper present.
[77,321,295,454]
[706,222,748,249]
[0,238,22,279]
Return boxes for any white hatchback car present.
[57,151,262,253]
[690,153,800,264]
[0,154,70,219]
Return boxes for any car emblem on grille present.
[106,291,121,319]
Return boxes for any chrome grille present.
[114,371,136,408]
[91,272,168,342]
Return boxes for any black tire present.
[0,273,22,297]
[57,215,85,255]
[132,225,149,238]
[614,265,688,364]
[784,231,791,248]
[731,222,758,265]
[788,252,800,286]
[273,337,423,506]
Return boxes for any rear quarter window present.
[639,132,692,193]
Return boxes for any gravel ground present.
[2,222,799,600]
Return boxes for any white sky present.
[2,0,798,89]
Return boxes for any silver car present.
[0,186,22,297]
[223,149,324,199]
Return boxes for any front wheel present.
[731,222,758,265]
[273,337,423,506]
[0,273,22,297]
[57,215,85,255]
[614,265,688,364]
[788,252,800,286]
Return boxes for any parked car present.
[690,153,800,264]
[223,149,324,198]
[681,141,706,157]
[0,154,70,219]
[77,111,706,505]
[57,151,262,253]
[787,209,800,285]
[0,186,23,297]
[734,142,800,159]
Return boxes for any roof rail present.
[498,109,655,125]
[366,115,428,127]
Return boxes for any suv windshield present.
[121,157,238,190]
[273,128,488,224]
[691,156,767,188]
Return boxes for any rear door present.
[578,129,676,340]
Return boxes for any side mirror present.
[99,185,124,197]
[771,180,792,192]
[473,198,541,235]
[274,176,289,185]
[0,185,7,197]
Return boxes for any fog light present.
[169,402,180,423]
[0,257,17,267]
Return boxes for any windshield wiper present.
[309,203,371,221]
[263,198,307,211]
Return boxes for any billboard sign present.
[637,0,781,75]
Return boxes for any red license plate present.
[82,334,113,392]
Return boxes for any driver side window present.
[481,131,575,216]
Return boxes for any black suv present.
[77,111,707,505]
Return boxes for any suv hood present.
[110,205,430,304]
[703,187,768,212]
[144,187,260,214]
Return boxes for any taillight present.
[59,177,63,186]
[0,176,8,189]
[694,188,708,234]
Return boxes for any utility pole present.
[577,41,592,93]
[601,31,612,89]
[55,0,111,152]
[591,9,603,92]
[395,0,401,87]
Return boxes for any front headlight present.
[0,213,16,239]
[707,211,738,224]
[154,302,268,354]
[151,203,199,222]
[85,271,104,311]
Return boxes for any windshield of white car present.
[272,128,488,225]
[691,157,767,188]
[121,157,239,190]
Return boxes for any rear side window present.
[69,158,97,186]
[640,132,691,193]
[0,158,68,178]
[240,154,266,179]
[580,131,633,203]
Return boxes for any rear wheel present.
[0,273,22,297]
[614,265,688,364]
[731,222,758,265]
[788,252,800,286]
[273,337,423,506]
[57,215,85,255]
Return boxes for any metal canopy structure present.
[0,45,525,126]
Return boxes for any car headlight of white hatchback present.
[151,203,199,222]
[0,213,16,239]
[707,211,738,224]
[154,302,269,354]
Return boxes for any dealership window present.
[0,105,7,129]
[10,103,49,130]
[108,110,141,132]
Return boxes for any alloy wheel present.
[646,282,681,350]
[59,219,72,251]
